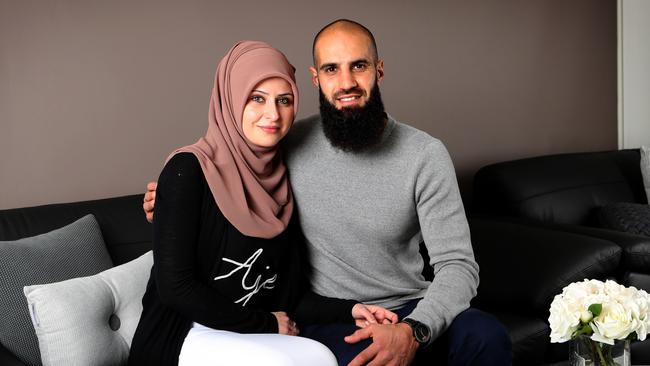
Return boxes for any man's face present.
[310,28,384,110]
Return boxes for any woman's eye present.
[251,95,264,103]
[277,97,292,105]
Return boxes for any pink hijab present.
[169,41,298,239]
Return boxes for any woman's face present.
[241,77,295,148]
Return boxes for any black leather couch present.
[2,189,644,365]
[471,149,650,365]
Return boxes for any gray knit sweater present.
[283,114,479,341]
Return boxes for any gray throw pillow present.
[599,202,650,237]
[641,146,650,203]
[0,214,113,366]
[24,251,152,366]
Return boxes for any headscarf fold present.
[168,41,298,238]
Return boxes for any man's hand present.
[143,182,157,223]
[352,304,398,328]
[345,323,418,366]
[272,311,299,336]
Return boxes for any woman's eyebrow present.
[252,89,293,97]
[253,89,293,97]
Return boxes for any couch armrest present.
[0,343,26,366]
[469,217,621,318]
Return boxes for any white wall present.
[620,0,650,148]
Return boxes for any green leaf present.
[572,324,593,338]
[588,303,602,317]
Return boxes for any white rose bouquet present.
[549,279,650,365]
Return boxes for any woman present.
[128,41,396,366]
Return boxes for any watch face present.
[414,323,431,343]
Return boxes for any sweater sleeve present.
[405,140,480,344]
[152,153,278,333]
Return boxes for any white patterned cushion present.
[24,250,152,366]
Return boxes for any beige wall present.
[0,0,617,209]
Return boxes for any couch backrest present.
[472,149,648,226]
[0,194,152,265]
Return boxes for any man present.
[145,19,511,365]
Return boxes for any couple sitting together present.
[128,19,512,366]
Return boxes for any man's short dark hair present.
[312,19,379,65]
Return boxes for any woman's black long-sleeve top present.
[128,153,356,366]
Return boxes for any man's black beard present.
[319,83,387,152]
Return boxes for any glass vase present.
[569,335,631,366]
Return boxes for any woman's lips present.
[258,125,280,133]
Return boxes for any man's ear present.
[309,66,319,87]
[376,59,385,84]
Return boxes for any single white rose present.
[591,298,636,344]
[564,280,603,301]
[549,294,580,343]
[633,289,650,341]
[604,280,627,297]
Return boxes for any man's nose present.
[338,69,358,91]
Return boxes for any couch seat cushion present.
[492,312,549,365]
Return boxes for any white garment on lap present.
[178,323,337,366]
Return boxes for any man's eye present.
[353,64,367,71]
[251,95,264,103]
[324,66,336,73]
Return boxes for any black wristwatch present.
[401,318,431,345]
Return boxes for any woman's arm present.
[153,153,279,333]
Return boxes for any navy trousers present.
[301,299,512,366]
